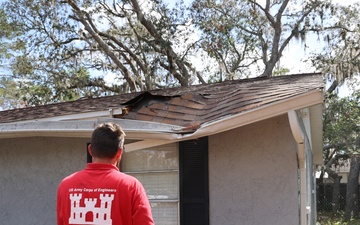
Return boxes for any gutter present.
[288,110,307,225]
[288,109,317,225]
[0,119,185,139]
[27,108,123,122]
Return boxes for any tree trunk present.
[332,175,342,217]
[344,155,360,221]
[324,154,343,216]
[325,166,342,216]
[260,59,277,77]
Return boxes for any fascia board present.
[0,120,95,139]
[0,119,184,140]
[25,108,123,122]
[310,104,324,165]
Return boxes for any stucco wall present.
[0,137,89,225]
[209,115,299,225]
[1,115,299,225]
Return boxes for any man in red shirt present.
[57,123,154,225]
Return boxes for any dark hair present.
[90,123,125,158]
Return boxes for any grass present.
[317,212,360,225]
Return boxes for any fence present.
[317,183,347,212]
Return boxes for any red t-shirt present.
[57,163,154,225]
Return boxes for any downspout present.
[288,110,307,225]
[288,109,316,225]
[297,109,316,225]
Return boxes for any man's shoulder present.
[58,170,83,186]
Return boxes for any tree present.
[309,2,360,93]
[345,154,360,221]
[1,0,205,103]
[0,1,120,106]
[323,91,360,221]
[0,8,30,109]
[190,0,331,79]
[1,0,359,108]
[308,2,360,220]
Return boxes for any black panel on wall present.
[179,137,209,225]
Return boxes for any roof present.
[0,73,324,128]
[0,73,324,163]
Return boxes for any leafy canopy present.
[0,0,359,108]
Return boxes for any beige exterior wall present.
[0,137,89,225]
[0,114,300,225]
[209,115,299,225]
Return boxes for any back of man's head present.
[91,123,125,159]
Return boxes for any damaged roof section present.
[119,73,324,128]
[119,92,206,129]
[0,73,324,129]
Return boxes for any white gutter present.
[0,122,94,139]
[0,119,184,139]
[288,108,318,225]
[288,110,307,225]
[29,108,123,122]
[310,105,324,165]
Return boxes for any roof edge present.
[0,89,324,153]
[180,89,323,140]
[0,119,185,139]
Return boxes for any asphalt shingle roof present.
[0,73,324,126]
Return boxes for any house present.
[0,73,324,225]
[315,158,351,183]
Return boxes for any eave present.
[0,89,323,162]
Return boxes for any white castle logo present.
[69,193,114,225]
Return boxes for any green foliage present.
[273,67,290,77]
[190,0,262,78]
[190,0,331,78]
[0,0,205,105]
[0,76,22,109]
[309,3,360,92]
[323,90,360,165]
[0,7,22,63]
[317,211,360,225]
[1,0,360,108]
